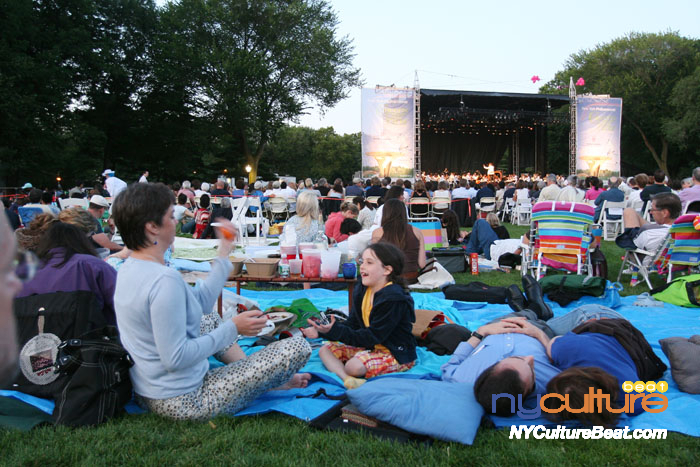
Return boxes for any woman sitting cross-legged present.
[302,242,417,389]
[112,182,311,421]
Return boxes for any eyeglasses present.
[13,250,39,283]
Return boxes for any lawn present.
[2,224,696,465]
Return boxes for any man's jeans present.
[493,304,625,338]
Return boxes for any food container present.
[298,242,315,259]
[320,250,341,279]
[470,253,479,275]
[228,258,245,279]
[244,258,279,278]
[280,245,297,261]
[302,250,321,278]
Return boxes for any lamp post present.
[245,164,252,184]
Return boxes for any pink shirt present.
[324,211,348,243]
[585,187,604,201]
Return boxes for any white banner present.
[576,96,623,178]
[361,87,415,179]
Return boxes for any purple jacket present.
[17,248,117,324]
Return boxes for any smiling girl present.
[302,242,417,389]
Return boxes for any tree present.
[543,32,700,176]
[663,65,700,166]
[161,0,361,183]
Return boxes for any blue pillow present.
[347,377,483,445]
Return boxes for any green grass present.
[2,224,695,464]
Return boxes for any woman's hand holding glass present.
[232,310,268,336]
[212,218,238,258]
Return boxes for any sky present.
[296,0,700,135]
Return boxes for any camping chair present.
[58,198,88,210]
[267,197,289,221]
[408,197,430,217]
[430,197,451,217]
[616,233,671,289]
[523,201,595,279]
[512,198,532,226]
[477,197,496,218]
[407,216,442,282]
[665,213,700,282]
[17,206,44,227]
[600,200,626,241]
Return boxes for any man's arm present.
[92,233,123,252]
[500,317,551,349]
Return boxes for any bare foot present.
[274,373,312,390]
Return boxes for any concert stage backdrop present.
[361,87,415,179]
[576,96,622,178]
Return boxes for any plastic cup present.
[302,250,321,278]
[342,262,356,279]
[289,259,302,275]
[320,251,341,279]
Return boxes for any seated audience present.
[616,192,681,261]
[325,201,359,243]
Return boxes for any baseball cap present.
[21,182,33,190]
[89,195,110,208]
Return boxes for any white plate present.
[256,320,275,336]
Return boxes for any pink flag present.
[531,75,541,83]
[575,77,585,86]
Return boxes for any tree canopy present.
[543,31,700,177]
[0,0,360,188]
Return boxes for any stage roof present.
[420,89,569,113]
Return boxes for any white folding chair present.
[240,197,267,245]
[408,197,430,217]
[366,196,381,207]
[600,200,625,241]
[512,198,532,225]
[268,197,289,221]
[501,198,515,222]
[477,197,496,218]
[430,196,451,217]
[59,198,89,210]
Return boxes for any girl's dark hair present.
[364,242,407,289]
[112,183,175,251]
[333,181,343,193]
[380,199,408,249]
[199,194,210,209]
[177,193,188,205]
[36,222,98,267]
[544,366,621,428]
[353,196,373,210]
[441,209,461,243]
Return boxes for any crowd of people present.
[1,165,699,427]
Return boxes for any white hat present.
[89,195,110,208]
[254,181,263,190]
[21,182,33,190]
[101,169,114,177]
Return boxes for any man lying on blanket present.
[441,305,626,416]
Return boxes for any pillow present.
[347,377,483,445]
[659,335,700,394]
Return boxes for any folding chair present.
[683,200,700,214]
[267,197,289,221]
[408,197,430,217]
[477,197,496,218]
[239,197,268,245]
[500,198,515,223]
[430,197,451,217]
[627,198,644,212]
[59,198,88,210]
[366,196,381,207]
[524,201,595,278]
[666,213,700,282]
[600,200,625,241]
[616,233,670,289]
[512,198,532,226]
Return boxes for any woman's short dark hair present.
[177,193,188,205]
[544,366,621,428]
[112,183,175,251]
[364,242,406,289]
[384,185,404,201]
[474,363,529,416]
[36,222,98,267]
[340,218,362,235]
[199,194,210,209]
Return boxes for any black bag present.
[442,282,508,303]
[9,291,108,398]
[52,326,133,427]
[428,247,467,273]
[590,248,608,279]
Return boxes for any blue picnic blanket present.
[3,286,700,439]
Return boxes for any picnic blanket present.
[3,287,700,442]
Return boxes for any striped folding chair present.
[525,201,595,278]
[665,214,700,282]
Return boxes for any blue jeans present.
[181,219,195,234]
[465,219,499,260]
[546,304,625,336]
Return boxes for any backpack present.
[53,326,133,426]
[442,282,508,303]
[538,275,606,297]
[651,274,700,307]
